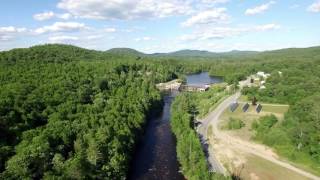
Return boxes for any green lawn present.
[238,154,310,180]
[219,102,289,141]
[262,104,289,114]
[195,87,229,119]
[219,101,320,177]
[238,95,249,102]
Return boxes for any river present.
[128,72,223,180]
[186,72,222,86]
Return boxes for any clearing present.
[204,94,320,179]
[219,102,289,141]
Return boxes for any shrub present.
[227,118,245,130]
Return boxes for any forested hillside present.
[170,46,320,176]
[0,44,184,179]
[240,56,320,173]
[171,87,230,180]
[0,44,319,178]
[211,46,320,173]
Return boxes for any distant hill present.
[152,49,218,57]
[0,44,104,63]
[105,48,144,56]
[222,50,258,56]
[150,46,320,59]
[1,44,319,63]
[262,46,320,56]
[151,49,259,58]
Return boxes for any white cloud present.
[87,35,104,40]
[308,1,320,12]
[34,22,87,34]
[182,8,229,27]
[201,0,229,4]
[57,0,193,20]
[56,13,72,20]
[49,35,79,43]
[0,26,26,33]
[180,27,246,41]
[0,26,27,41]
[0,35,13,41]
[179,24,281,41]
[121,26,146,33]
[33,11,72,21]
[245,1,275,16]
[105,28,116,33]
[254,24,280,31]
[33,11,55,21]
[134,37,154,41]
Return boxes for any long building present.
[180,84,209,92]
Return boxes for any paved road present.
[197,92,241,175]
[198,91,320,180]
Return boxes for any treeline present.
[1,43,320,178]
[208,46,320,85]
[183,47,320,175]
[241,58,320,104]
[171,90,229,180]
[0,44,187,179]
[251,96,320,174]
[238,55,320,174]
[0,63,162,179]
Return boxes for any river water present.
[186,72,222,86]
[128,72,222,180]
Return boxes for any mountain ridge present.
[104,46,320,57]
[2,44,320,60]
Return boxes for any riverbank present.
[170,93,228,180]
[128,91,184,180]
[169,72,228,179]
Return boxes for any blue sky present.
[0,0,320,53]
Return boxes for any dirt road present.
[201,92,320,180]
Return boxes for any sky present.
[0,0,320,53]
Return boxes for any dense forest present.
[0,44,320,178]
[170,47,320,176]
[170,88,229,180]
[0,44,186,179]
[239,55,320,174]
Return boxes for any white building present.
[257,71,270,79]
[260,85,266,89]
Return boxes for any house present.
[257,71,265,77]
[256,71,271,79]
[198,86,209,92]
[156,79,181,90]
[180,85,209,92]
[260,85,266,89]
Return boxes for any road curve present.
[197,92,241,175]
[198,92,320,180]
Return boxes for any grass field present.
[195,88,229,119]
[237,154,311,180]
[238,95,249,102]
[205,95,320,179]
[217,100,320,178]
[219,102,289,141]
